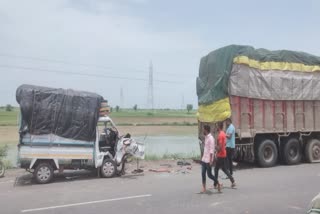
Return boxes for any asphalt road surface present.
[0,163,319,214]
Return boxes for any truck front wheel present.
[100,159,117,178]
[305,139,320,163]
[256,139,278,167]
[34,162,54,184]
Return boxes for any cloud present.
[0,0,204,57]
[0,0,201,107]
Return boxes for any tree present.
[186,104,193,113]
[115,106,120,112]
[133,104,138,111]
[5,104,13,112]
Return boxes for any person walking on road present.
[226,118,236,175]
[214,122,236,189]
[200,125,221,193]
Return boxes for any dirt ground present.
[0,126,18,145]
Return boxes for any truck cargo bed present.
[230,96,320,138]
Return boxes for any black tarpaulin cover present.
[16,84,103,142]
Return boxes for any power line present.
[0,53,174,75]
[0,64,181,83]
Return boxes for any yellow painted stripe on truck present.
[233,56,320,72]
[197,97,231,123]
[21,154,93,159]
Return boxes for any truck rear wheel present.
[101,159,116,178]
[256,139,278,167]
[305,139,320,163]
[282,138,301,165]
[34,162,54,184]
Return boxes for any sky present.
[0,0,319,109]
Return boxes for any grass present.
[114,122,197,126]
[110,109,196,118]
[0,108,197,127]
[0,109,19,126]
[0,145,8,157]
[0,145,13,168]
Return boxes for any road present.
[0,163,319,214]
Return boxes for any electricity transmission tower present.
[147,61,154,109]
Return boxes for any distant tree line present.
[0,104,14,112]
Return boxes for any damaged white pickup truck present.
[16,84,144,184]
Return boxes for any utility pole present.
[120,87,124,108]
[147,61,154,109]
[181,94,185,110]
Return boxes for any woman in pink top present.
[201,125,220,193]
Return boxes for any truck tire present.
[282,138,301,165]
[0,160,5,178]
[256,139,278,167]
[305,139,320,163]
[34,162,54,184]
[100,159,116,178]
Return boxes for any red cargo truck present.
[197,45,320,167]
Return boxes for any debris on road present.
[132,169,144,174]
[149,168,171,173]
[160,164,172,168]
[175,165,192,174]
[177,160,191,166]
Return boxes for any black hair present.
[226,118,232,123]
[217,122,224,130]
[204,125,210,133]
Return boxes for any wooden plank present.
[286,101,294,132]
[295,101,304,131]
[253,99,263,130]
[304,101,314,131]
[275,101,284,132]
[240,97,249,133]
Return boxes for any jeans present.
[201,161,218,185]
[214,157,235,186]
[226,147,235,175]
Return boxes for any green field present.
[0,108,197,126]
[0,109,19,126]
[111,109,196,118]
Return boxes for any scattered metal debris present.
[132,169,144,174]
[149,168,171,173]
[177,160,191,166]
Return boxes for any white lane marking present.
[210,201,224,207]
[21,194,152,213]
[0,180,14,184]
[288,206,302,210]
